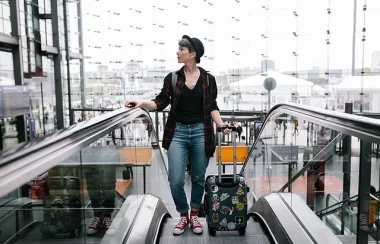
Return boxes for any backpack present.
[171,71,209,93]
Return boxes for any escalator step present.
[158,217,271,244]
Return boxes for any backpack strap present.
[171,72,178,92]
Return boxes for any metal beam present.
[51,0,64,129]
[9,0,27,143]
[62,0,73,125]
[0,46,12,52]
[41,44,59,55]
[39,13,52,19]
[351,0,357,76]
[341,103,353,234]
[356,139,372,243]
[76,0,86,110]
[69,51,85,60]
[343,103,353,200]
[9,0,23,85]
[0,33,18,46]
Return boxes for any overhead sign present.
[0,86,30,118]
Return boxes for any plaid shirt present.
[152,66,219,158]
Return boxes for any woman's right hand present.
[124,100,143,108]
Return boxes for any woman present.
[124,35,230,235]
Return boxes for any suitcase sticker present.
[220,193,230,201]
[212,213,219,222]
[232,196,239,204]
[212,202,220,211]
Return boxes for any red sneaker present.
[103,216,116,235]
[173,215,189,235]
[87,215,102,235]
[189,212,203,234]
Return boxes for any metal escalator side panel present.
[251,193,311,244]
[251,193,343,244]
[99,194,145,244]
[278,193,343,244]
[115,194,169,244]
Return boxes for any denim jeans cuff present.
[177,206,189,214]
[190,202,201,210]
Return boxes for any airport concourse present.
[1,0,380,244]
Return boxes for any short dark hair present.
[178,39,195,53]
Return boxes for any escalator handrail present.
[316,191,380,217]
[0,107,161,197]
[316,194,357,216]
[0,107,141,166]
[241,102,380,174]
[326,193,340,209]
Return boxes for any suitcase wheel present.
[238,227,246,236]
[208,228,216,236]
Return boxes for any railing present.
[0,107,171,244]
[242,102,380,244]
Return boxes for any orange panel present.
[120,147,152,164]
[116,178,132,195]
[215,146,248,163]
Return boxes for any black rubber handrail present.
[316,191,380,217]
[316,194,358,216]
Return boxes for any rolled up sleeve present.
[209,75,219,112]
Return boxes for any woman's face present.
[177,46,195,63]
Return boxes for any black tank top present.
[175,77,203,124]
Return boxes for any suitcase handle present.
[217,125,238,184]
[215,174,241,187]
[217,125,237,132]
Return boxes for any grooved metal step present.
[158,216,271,244]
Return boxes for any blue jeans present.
[167,122,209,213]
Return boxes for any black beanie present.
[182,35,204,64]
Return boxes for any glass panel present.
[0,111,169,243]
[243,108,380,242]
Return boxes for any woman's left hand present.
[220,123,232,135]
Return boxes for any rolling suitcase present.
[205,125,249,236]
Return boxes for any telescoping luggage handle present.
[217,125,237,184]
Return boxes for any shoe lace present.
[90,217,101,228]
[190,215,201,226]
[103,217,112,227]
[176,216,188,228]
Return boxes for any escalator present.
[1,103,380,243]
[239,103,380,243]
